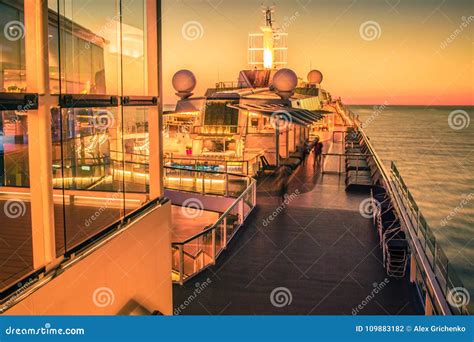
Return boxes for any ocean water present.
[352,105,474,300]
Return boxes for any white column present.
[146,0,162,199]
[24,0,55,268]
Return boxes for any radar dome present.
[307,70,323,84]
[172,70,196,94]
[272,68,298,93]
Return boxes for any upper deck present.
[173,120,422,315]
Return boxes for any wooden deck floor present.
[173,142,422,315]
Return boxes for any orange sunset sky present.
[161,0,473,106]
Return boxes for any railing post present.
[225,172,229,197]
[179,245,184,285]
[252,181,257,207]
[201,172,205,194]
[238,198,244,225]
[211,228,216,264]
[223,219,227,249]
[425,293,434,315]
[410,254,416,283]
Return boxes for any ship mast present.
[248,5,287,70]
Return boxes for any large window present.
[0,0,33,291]
[0,0,160,293]
[204,101,239,126]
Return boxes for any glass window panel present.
[0,0,26,93]
[58,0,120,95]
[55,106,125,251]
[121,0,156,96]
[122,106,149,197]
[0,109,33,292]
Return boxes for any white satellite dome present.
[172,70,196,96]
[272,68,298,93]
[307,69,323,84]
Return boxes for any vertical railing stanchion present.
[238,198,244,225]
[201,172,205,194]
[211,228,216,264]
[179,245,184,285]
[225,172,229,197]
[223,217,228,249]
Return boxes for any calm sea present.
[352,105,474,300]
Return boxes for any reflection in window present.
[57,0,120,95]
[123,107,149,195]
[0,110,33,291]
[0,0,26,92]
[121,0,153,96]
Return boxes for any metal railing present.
[321,152,371,174]
[171,170,257,284]
[164,153,263,177]
[192,125,239,135]
[339,104,469,315]
[391,162,470,315]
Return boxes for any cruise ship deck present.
[173,134,422,315]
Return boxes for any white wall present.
[5,202,173,315]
